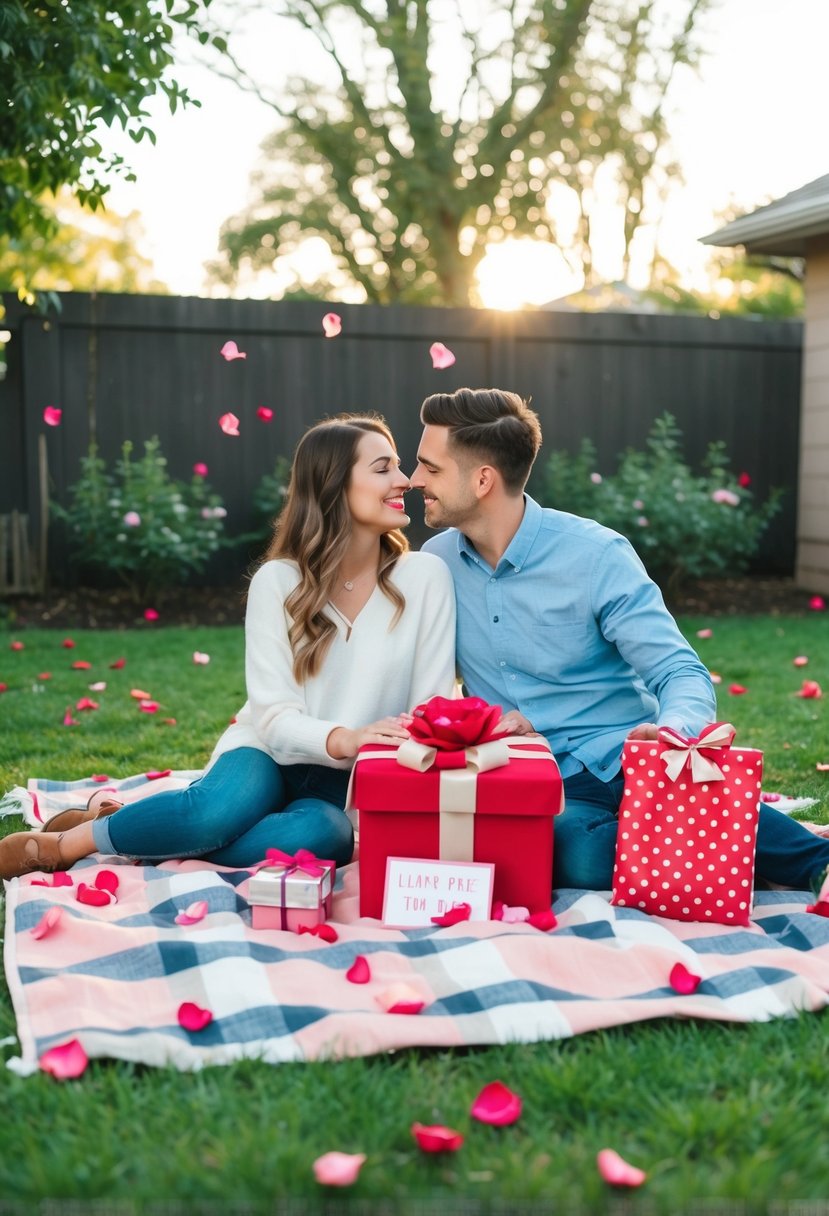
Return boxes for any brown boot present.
[40,791,123,833]
[0,831,67,881]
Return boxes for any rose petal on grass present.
[793,655,809,667]
[31,906,64,939]
[728,683,747,695]
[256,406,274,422]
[219,412,240,436]
[429,341,456,369]
[297,922,339,942]
[411,1123,464,1153]
[470,1081,522,1126]
[161,717,177,726]
[809,596,825,611]
[139,700,160,714]
[130,688,152,700]
[61,638,75,649]
[696,628,713,639]
[32,871,73,888]
[597,1148,647,1188]
[431,902,471,926]
[312,1151,365,1187]
[62,707,79,727]
[526,908,557,931]
[38,672,52,681]
[669,962,702,994]
[192,651,211,665]
[75,697,99,711]
[143,608,159,622]
[175,900,209,926]
[177,1002,213,1031]
[0,683,7,693]
[71,660,92,670]
[322,312,342,338]
[345,955,371,984]
[76,883,115,907]
[796,680,822,699]
[220,340,246,361]
[109,658,126,669]
[817,763,829,773]
[43,406,63,427]
[375,983,426,1015]
[40,1038,88,1079]
[89,681,107,692]
[708,670,722,684]
[10,640,24,651]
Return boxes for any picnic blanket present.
[3,774,829,1074]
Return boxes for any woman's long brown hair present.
[262,414,409,683]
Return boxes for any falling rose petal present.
[161,717,177,726]
[219,412,240,436]
[256,406,274,422]
[322,312,342,338]
[38,672,52,681]
[143,608,159,622]
[130,688,152,700]
[527,908,557,931]
[89,681,107,692]
[793,655,809,667]
[177,1002,213,1032]
[220,340,247,361]
[75,697,99,711]
[312,1151,365,1187]
[696,628,713,639]
[175,900,209,926]
[32,871,73,888]
[597,1149,647,1188]
[297,922,339,942]
[375,983,426,1015]
[192,651,211,665]
[77,883,114,907]
[669,962,702,994]
[708,670,722,684]
[109,657,126,669]
[431,902,471,926]
[71,660,92,670]
[61,638,76,649]
[62,707,79,727]
[43,406,63,428]
[796,680,822,699]
[429,341,456,369]
[470,1081,522,1126]
[411,1123,464,1153]
[31,906,64,940]
[145,769,172,780]
[10,640,25,651]
[728,683,748,696]
[809,595,826,612]
[95,870,119,896]
[345,955,371,984]
[500,905,530,924]
[40,1038,88,1080]
[193,462,209,477]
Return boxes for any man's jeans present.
[92,746,354,867]
[553,767,829,892]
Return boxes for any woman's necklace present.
[341,566,377,592]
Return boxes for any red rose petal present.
[376,983,426,1014]
[728,683,748,695]
[130,688,151,700]
[175,900,209,926]
[75,697,99,711]
[696,628,713,639]
[177,1002,213,1031]
[256,406,273,422]
[143,608,159,622]
[793,655,809,667]
[38,672,52,681]
[43,406,63,428]
[219,412,240,436]
[526,908,557,931]
[76,883,114,907]
[31,906,64,939]
[796,680,822,699]
[345,955,371,984]
[431,902,471,926]
[297,922,339,942]
[806,900,829,918]
[139,700,160,714]
[0,683,7,692]
[312,1151,365,1187]
[62,707,79,727]
[669,962,702,994]
[597,1148,647,1188]
[411,1123,464,1153]
[61,638,76,649]
[322,312,342,338]
[91,774,110,783]
[94,870,119,895]
[39,1038,88,1079]
[32,871,74,888]
[145,769,172,780]
[70,660,92,670]
[470,1081,522,1126]
[10,640,25,651]
[109,658,126,669]
[491,900,505,921]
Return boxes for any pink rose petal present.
[219,411,240,436]
[71,660,92,669]
[312,1151,365,1187]
[32,871,74,888]
[177,1002,213,1032]
[130,688,151,700]
[256,406,274,422]
[526,908,557,931]
[123,511,141,527]
[43,405,63,427]
[431,902,471,926]
[470,1081,522,1126]
[75,697,99,711]
[708,670,722,684]
[40,1038,88,1079]
[91,774,110,782]
[500,905,531,924]
[669,962,702,994]
[411,1123,464,1153]
[597,1148,647,1188]
[175,900,209,926]
[345,955,371,984]
[429,342,456,369]
[696,628,713,639]
[38,672,52,681]
[728,683,747,695]
[62,638,76,649]
[192,651,211,665]
[10,640,24,651]
[143,608,159,622]
[89,681,107,692]
[0,683,7,693]
[491,900,505,921]
[76,883,115,907]
[220,340,247,361]
[31,906,64,939]
[145,769,172,780]
[793,655,809,667]
[162,717,178,726]
[62,707,79,727]
[375,983,426,1015]
[817,763,829,773]
[322,312,342,338]
[139,700,160,714]
[95,870,119,896]
[297,922,339,942]
[809,596,825,612]
[796,680,822,699]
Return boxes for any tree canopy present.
[210,0,711,306]
[0,0,224,245]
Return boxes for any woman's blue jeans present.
[91,747,354,868]
[553,767,829,893]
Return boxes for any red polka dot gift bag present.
[611,723,762,925]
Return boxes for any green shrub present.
[248,454,292,546]
[53,437,228,598]
[539,414,783,590]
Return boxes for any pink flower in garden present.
[429,341,456,369]
[809,596,826,611]
[143,608,159,622]
[256,406,274,422]
[590,472,602,484]
[738,472,751,487]
[10,640,24,651]
[632,499,644,510]
[711,488,740,506]
[322,313,342,338]
[43,406,62,427]
[636,516,649,528]
[123,511,141,527]
[793,656,809,667]
[193,462,209,477]
[219,412,240,436]
[312,1151,365,1187]
[219,340,246,361]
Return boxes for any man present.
[413,386,829,892]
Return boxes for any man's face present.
[411,425,480,530]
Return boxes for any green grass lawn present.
[0,615,827,1214]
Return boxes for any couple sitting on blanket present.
[2,387,828,893]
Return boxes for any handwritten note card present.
[382,856,495,927]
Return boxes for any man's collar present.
[457,495,542,572]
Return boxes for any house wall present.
[798,234,829,592]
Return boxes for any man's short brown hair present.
[420,387,542,493]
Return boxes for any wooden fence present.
[0,292,804,589]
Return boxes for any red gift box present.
[611,722,762,925]
[353,728,563,919]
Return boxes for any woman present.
[0,414,457,879]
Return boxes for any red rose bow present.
[408,696,504,751]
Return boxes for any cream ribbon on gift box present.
[657,721,736,783]
[354,735,558,863]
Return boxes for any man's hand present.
[626,722,659,741]
[497,711,538,737]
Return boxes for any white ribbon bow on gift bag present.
[657,721,736,783]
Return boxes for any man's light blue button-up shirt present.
[422,495,716,780]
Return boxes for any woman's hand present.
[326,716,412,760]
[496,711,537,736]
[626,722,659,741]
